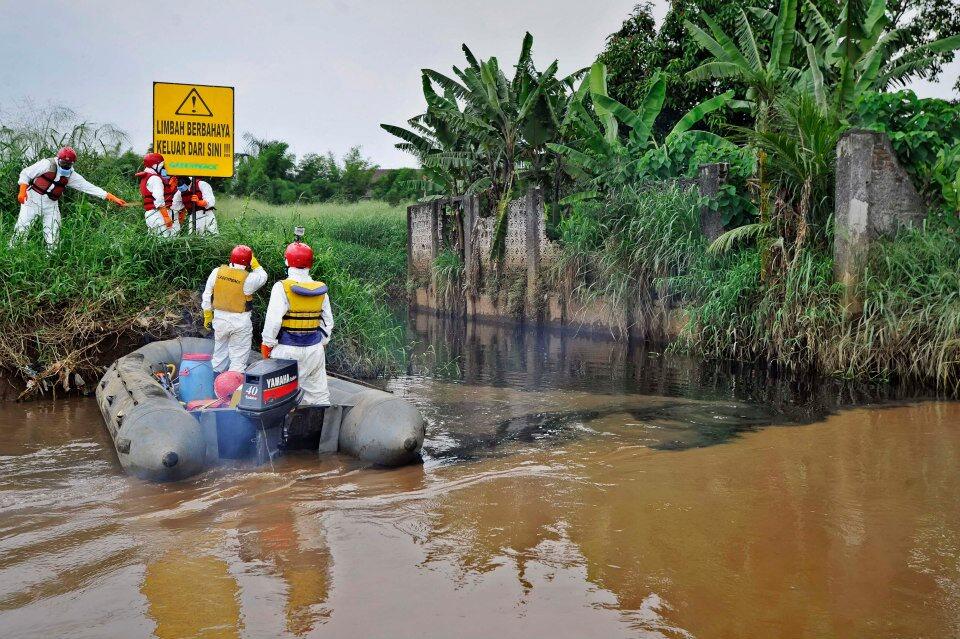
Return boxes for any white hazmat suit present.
[172,179,218,235]
[202,262,269,372]
[13,158,109,249]
[262,266,334,406]
[140,168,181,236]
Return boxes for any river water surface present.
[1,314,959,638]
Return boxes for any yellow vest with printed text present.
[211,266,252,313]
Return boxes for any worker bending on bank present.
[136,153,180,236]
[201,245,268,372]
[13,146,127,250]
[172,176,218,235]
[261,240,334,406]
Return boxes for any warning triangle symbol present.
[175,88,214,117]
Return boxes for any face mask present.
[56,166,73,178]
[159,167,169,178]
[177,183,189,193]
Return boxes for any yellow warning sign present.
[153,82,234,177]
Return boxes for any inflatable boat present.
[96,337,425,481]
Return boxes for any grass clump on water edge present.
[556,182,960,393]
[677,221,960,394]
[553,183,707,332]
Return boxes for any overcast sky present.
[1,1,956,168]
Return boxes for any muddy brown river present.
[1,314,959,638]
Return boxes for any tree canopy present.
[597,0,960,134]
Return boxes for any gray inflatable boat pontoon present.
[96,337,425,481]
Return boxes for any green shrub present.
[638,134,758,228]
[855,90,960,216]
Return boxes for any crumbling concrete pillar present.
[698,163,727,242]
[525,187,544,321]
[407,200,440,310]
[834,130,924,313]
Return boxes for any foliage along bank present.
[387,0,960,392]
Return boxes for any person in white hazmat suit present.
[13,146,128,250]
[172,176,218,235]
[260,240,334,406]
[201,245,268,372]
[136,152,181,237]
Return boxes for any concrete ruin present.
[834,130,925,313]
[409,137,925,332]
[407,168,728,337]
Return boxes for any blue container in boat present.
[179,353,215,403]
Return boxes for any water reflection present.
[401,312,907,445]
[142,544,242,639]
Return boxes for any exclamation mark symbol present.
[191,95,197,113]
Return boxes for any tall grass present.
[0,126,407,394]
[678,223,960,394]
[218,197,407,294]
[218,197,406,247]
[556,179,960,393]
[432,249,464,309]
[555,183,706,332]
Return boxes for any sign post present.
[152,82,234,178]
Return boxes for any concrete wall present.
[408,184,693,338]
[409,142,924,335]
[834,130,925,313]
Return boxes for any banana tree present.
[381,75,481,198]
[411,33,580,261]
[547,63,733,200]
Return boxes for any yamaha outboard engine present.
[238,358,326,461]
[237,358,302,430]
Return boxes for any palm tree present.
[683,0,799,132]
[798,0,960,113]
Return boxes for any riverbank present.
[0,183,407,396]
[409,184,960,396]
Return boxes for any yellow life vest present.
[280,279,327,339]
[211,266,252,313]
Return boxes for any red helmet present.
[56,147,77,163]
[230,244,253,267]
[285,242,313,269]
[143,152,164,169]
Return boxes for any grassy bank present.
[678,222,960,393]
[557,183,960,394]
[0,152,408,395]
[218,197,407,296]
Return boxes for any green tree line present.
[228,136,424,205]
[107,135,425,206]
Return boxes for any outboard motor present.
[237,358,302,430]
[280,406,326,451]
